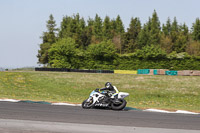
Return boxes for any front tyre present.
[111,99,127,110]
[82,99,94,109]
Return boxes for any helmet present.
[105,82,112,89]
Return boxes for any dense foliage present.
[37,11,200,70]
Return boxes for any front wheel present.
[82,99,94,109]
[111,99,127,110]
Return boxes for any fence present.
[35,68,200,76]
[35,68,114,74]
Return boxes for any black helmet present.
[105,82,112,89]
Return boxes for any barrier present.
[153,70,158,75]
[192,70,200,76]
[35,68,69,72]
[138,69,150,74]
[165,71,178,76]
[178,70,191,76]
[35,68,200,76]
[178,70,200,76]
[157,69,169,75]
[35,68,114,74]
[114,70,137,74]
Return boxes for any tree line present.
[37,10,200,70]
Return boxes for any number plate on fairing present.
[95,103,109,107]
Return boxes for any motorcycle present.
[82,88,129,110]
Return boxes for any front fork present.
[87,96,97,105]
[87,97,92,102]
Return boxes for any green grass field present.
[0,71,200,112]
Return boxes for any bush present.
[135,45,167,59]
[48,38,200,70]
[84,40,117,69]
[48,38,82,68]
[114,55,200,70]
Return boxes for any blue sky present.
[0,0,200,68]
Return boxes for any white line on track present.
[0,99,20,102]
[144,109,200,115]
[51,103,81,106]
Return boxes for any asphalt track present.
[0,101,200,133]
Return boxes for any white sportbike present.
[82,87,129,110]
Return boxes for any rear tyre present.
[111,99,127,110]
[82,99,94,109]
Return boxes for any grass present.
[0,71,200,112]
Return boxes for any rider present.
[98,82,119,98]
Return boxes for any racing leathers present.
[100,86,119,99]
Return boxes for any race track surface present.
[0,101,200,132]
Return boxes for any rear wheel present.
[82,98,94,109]
[111,99,127,110]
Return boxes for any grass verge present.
[0,71,200,112]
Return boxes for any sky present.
[0,0,200,68]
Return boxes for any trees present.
[149,10,161,46]
[59,14,87,48]
[186,40,200,56]
[135,10,161,51]
[187,18,200,56]
[59,16,71,38]
[102,16,112,40]
[170,17,179,46]
[112,15,124,54]
[136,24,150,49]
[192,18,200,41]
[123,17,141,53]
[173,23,189,53]
[37,43,51,65]
[162,17,171,36]
[162,18,189,53]
[160,35,173,54]
[42,14,58,44]
[93,14,103,39]
[37,14,58,65]
[115,15,125,34]
[37,12,200,69]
